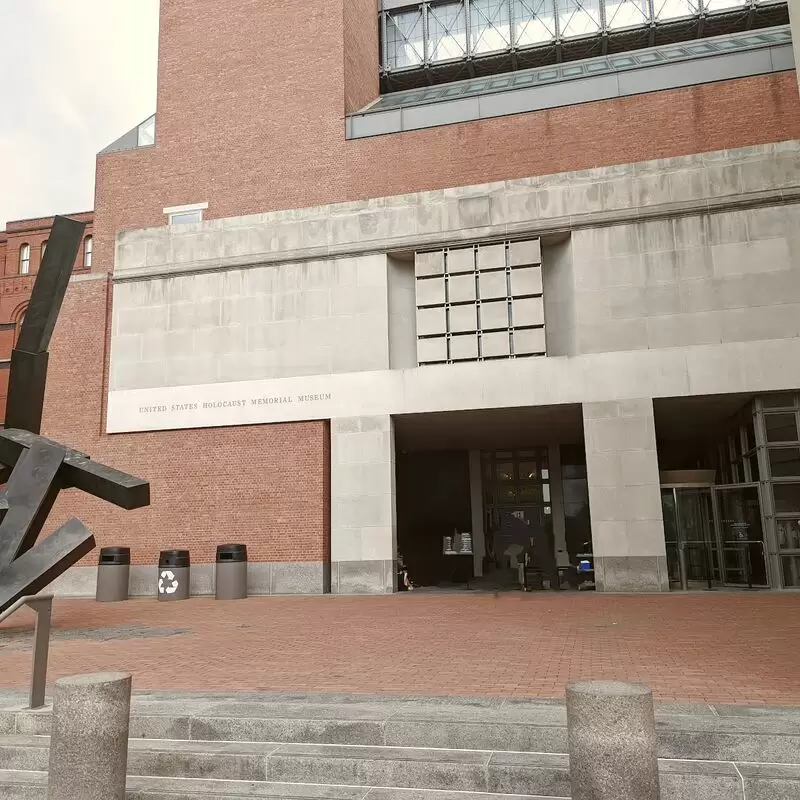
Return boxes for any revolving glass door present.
[662,486,719,589]
[712,484,769,588]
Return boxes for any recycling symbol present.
[158,569,179,595]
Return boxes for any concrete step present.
[0,738,798,800]
[0,771,566,800]
[3,697,800,764]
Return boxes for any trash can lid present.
[99,546,131,565]
[159,549,190,567]
[216,543,247,562]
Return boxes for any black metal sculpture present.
[0,216,150,614]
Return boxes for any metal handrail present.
[0,594,53,709]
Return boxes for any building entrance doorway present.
[662,484,717,590]
[483,449,558,589]
[661,480,769,590]
[393,404,587,592]
[714,484,768,588]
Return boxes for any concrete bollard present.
[566,680,660,800]
[47,672,132,800]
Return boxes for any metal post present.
[703,541,713,590]
[0,593,54,710]
[678,541,689,591]
[27,595,52,709]
[465,0,473,58]
[422,1,430,66]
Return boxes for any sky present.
[0,0,160,229]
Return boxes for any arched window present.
[19,244,30,275]
[84,235,93,269]
[12,304,26,347]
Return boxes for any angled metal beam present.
[0,214,150,621]
[0,518,95,615]
[0,429,150,511]
[5,215,85,434]
[0,441,65,567]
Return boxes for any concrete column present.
[548,444,570,568]
[331,415,397,594]
[566,681,660,800]
[790,0,800,95]
[48,672,132,800]
[468,450,485,577]
[582,399,668,592]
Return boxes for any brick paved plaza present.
[1,592,799,706]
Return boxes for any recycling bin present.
[96,547,130,602]
[215,544,248,600]
[157,549,190,601]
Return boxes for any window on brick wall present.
[164,202,208,227]
[84,236,93,268]
[19,244,30,275]
[169,210,203,226]
[41,241,48,263]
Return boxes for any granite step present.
[3,697,800,764]
[0,771,567,800]
[0,737,798,800]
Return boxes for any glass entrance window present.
[769,448,800,478]
[483,448,552,556]
[772,483,800,514]
[776,519,800,550]
[662,486,718,589]
[714,485,768,587]
[765,413,799,443]
[781,556,800,588]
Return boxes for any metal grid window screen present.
[604,0,650,29]
[414,239,545,365]
[382,0,781,72]
[471,0,511,54]
[557,0,601,38]
[428,2,468,60]
[386,8,425,68]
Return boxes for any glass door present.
[712,484,769,588]
[662,486,718,590]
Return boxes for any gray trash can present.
[216,544,248,600]
[157,550,190,601]
[96,547,130,602]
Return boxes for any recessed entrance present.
[654,392,800,591]
[394,405,591,591]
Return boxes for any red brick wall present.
[40,277,330,566]
[0,213,94,418]
[344,0,380,113]
[93,71,800,272]
[87,2,800,278]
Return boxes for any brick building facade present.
[0,213,93,418]
[32,0,800,595]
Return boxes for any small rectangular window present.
[83,236,93,268]
[164,202,207,227]
[765,413,799,444]
[773,482,800,514]
[769,448,800,478]
[19,244,30,275]
[169,210,203,226]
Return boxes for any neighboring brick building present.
[0,213,93,418]
[32,0,800,596]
